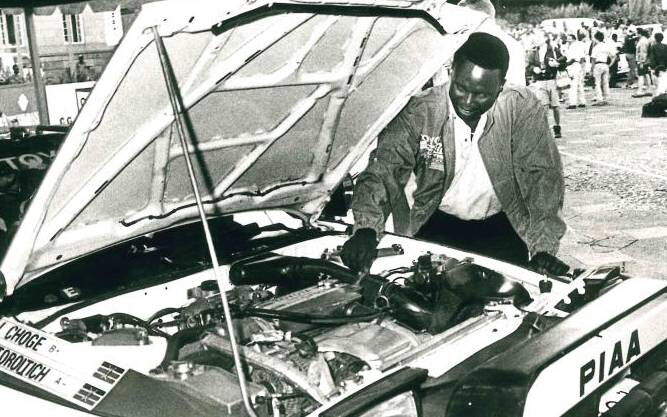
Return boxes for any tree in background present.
[598,0,667,24]
[497,0,666,24]
[586,0,616,10]
[629,0,653,18]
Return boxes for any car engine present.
[53,252,532,417]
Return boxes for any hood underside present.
[1,0,486,294]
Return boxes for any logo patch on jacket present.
[419,134,444,171]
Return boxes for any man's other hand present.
[529,252,570,275]
[340,228,378,272]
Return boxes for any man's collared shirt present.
[591,42,614,64]
[566,41,586,66]
[438,100,502,220]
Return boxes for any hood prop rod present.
[152,27,259,417]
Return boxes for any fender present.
[446,278,667,417]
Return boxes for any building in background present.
[0,5,141,126]
[0,5,140,86]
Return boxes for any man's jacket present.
[622,35,637,55]
[649,43,667,72]
[351,84,566,256]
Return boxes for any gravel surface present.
[559,88,667,217]
[563,159,667,215]
[551,86,667,277]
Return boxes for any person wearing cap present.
[341,33,568,277]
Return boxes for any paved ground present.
[555,85,667,279]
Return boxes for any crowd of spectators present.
[504,20,667,102]
[0,57,30,86]
[0,54,98,86]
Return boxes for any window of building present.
[0,11,24,46]
[63,13,84,44]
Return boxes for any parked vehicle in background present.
[0,125,66,254]
[541,18,603,34]
[636,23,664,36]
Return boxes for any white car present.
[0,1,666,417]
[541,18,603,34]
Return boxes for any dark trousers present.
[416,210,529,267]
[610,60,619,87]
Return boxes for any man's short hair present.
[458,0,496,19]
[453,32,509,79]
[594,31,604,42]
[656,33,664,43]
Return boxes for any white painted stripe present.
[572,251,635,265]
[625,140,652,145]
[560,151,667,182]
[623,226,667,240]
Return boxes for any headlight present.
[359,391,420,417]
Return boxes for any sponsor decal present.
[0,345,51,382]
[93,362,125,384]
[0,321,48,353]
[60,287,82,300]
[579,329,641,397]
[418,134,444,171]
[0,318,127,410]
[0,151,56,171]
[73,383,107,407]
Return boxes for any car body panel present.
[0,2,665,417]
[0,0,487,296]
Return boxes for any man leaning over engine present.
[340,33,569,276]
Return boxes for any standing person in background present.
[634,29,653,97]
[566,33,587,109]
[649,32,667,96]
[553,33,570,102]
[609,33,622,88]
[590,31,615,106]
[75,55,89,82]
[528,34,563,138]
[622,27,638,88]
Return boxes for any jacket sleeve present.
[512,94,566,256]
[350,101,421,237]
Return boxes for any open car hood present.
[1,0,486,295]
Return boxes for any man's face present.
[449,58,504,126]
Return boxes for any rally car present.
[0,1,665,417]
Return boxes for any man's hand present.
[340,228,378,273]
[529,252,570,275]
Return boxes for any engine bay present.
[33,248,539,417]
